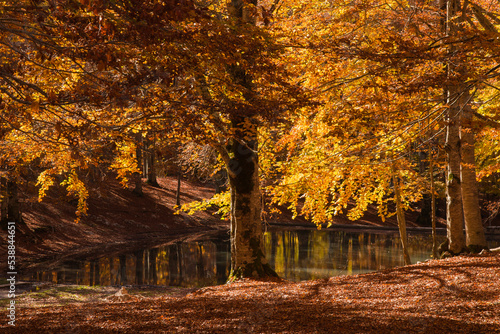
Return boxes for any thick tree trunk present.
[442,0,466,255]
[227,118,277,280]
[444,100,466,255]
[439,0,486,254]
[460,101,487,251]
[225,0,277,281]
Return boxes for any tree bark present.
[442,0,466,255]
[225,0,277,281]
[392,164,411,265]
[227,118,277,280]
[444,97,466,254]
[440,0,486,254]
[133,134,143,196]
[460,99,487,251]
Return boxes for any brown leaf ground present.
[1,252,499,333]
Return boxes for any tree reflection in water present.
[25,230,499,287]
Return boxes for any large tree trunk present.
[440,0,486,254]
[460,98,487,251]
[442,0,466,255]
[444,92,466,255]
[227,118,276,280]
[225,0,277,281]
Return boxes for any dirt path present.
[1,252,499,333]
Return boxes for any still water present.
[23,229,500,287]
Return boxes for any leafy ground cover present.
[1,252,499,333]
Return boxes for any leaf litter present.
[1,252,499,333]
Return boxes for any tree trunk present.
[442,0,466,255]
[225,0,277,281]
[444,99,466,255]
[460,99,487,251]
[147,133,159,187]
[392,164,411,265]
[227,118,277,280]
[133,134,143,196]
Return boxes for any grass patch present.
[4,283,196,308]
[11,284,120,308]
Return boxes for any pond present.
[22,229,500,288]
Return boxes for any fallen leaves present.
[1,252,499,333]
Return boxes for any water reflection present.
[27,242,231,288]
[263,231,449,281]
[23,230,499,287]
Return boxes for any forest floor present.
[0,251,499,333]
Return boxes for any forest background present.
[2,0,500,278]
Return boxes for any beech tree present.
[269,0,499,256]
[439,0,497,253]
[1,0,306,279]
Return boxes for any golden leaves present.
[35,170,55,201]
[60,170,89,222]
